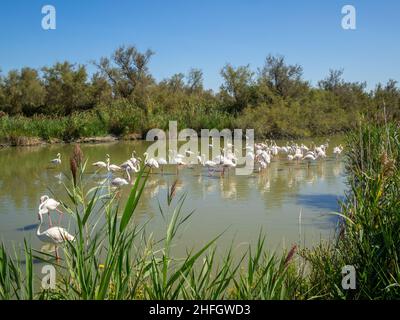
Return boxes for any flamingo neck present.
[37,215,44,236]
[126,169,131,182]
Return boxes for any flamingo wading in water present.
[39,195,63,226]
[51,153,61,165]
[36,211,74,260]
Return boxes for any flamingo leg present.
[56,208,63,225]
[48,213,53,227]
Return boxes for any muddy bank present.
[0,133,143,148]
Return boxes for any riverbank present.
[0,133,144,147]
[0,110,348,147]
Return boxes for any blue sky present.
[0,0,399,90]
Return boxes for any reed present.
[302,121,400,299]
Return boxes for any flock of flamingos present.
[37,140,344,259]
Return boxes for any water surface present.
[0,137,346,256]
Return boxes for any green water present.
[0,137,346,257]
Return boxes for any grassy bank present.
[0,102,349,146]
[0,122,399,300]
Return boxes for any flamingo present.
[39,195,63,226]
[120,159,139,172]
[111,169,130,187]
[129,151,141,165]
[106,155,122,172]
[169,150,186,174]
[200,154,218,176]
[143,152,159,173]
[92,159,107,169]
[157,157,168,173]
[303,154,318,161]
[37,211,74,260]
[333,145,344,158]
[51,153,61,165]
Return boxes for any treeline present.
[0,45,399,141]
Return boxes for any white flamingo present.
[39,195,63,226]
[303,154,318,161]
[157,157,168,173]
[201,154,218,176]
[143,152,159,173]
[36,211,74,260]
[169,150,186,174]
[106,155,122,172]
[120,158,140,173]
[51,153,61,165]
[111,169,131,187]
[333,145,343,158]
[92,160,107,169]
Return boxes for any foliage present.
[1,45,399,141]
[302,122,400,299]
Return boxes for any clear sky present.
[0,0,399,90]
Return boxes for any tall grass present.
[303,122,400,299]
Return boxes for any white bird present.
[111,176,129,187]
[222,157,236,169]
[106,155,122,172]
[303,154,318,161]
[169,150,186,173]
[36,211,74,260]
[120,159,134,171]
[120,158,140,173]
[333,145,344,158]
[129,151,141,165]
[200,155,218,176]
[143,152,159,172]
[51,153,61,165]
[92,161,107,169]
[157,157,168,173]
[39,195,63,226]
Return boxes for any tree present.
[373,79,400,120]
[259,54,306,98]
[90,72,113,105]
[318,69,345,92]
[42,62,91,115]
[167,73,185,92]
[220,64,254,113]
[19,68,46,115]
[186,68,203,93]
[94,45,155,100]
